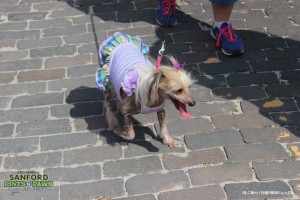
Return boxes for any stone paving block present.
[225,143,287,161]
[189,88,214,102]
[266,83,300,97]
[88,21,131,34]
[0,107,48,123]
[49,7,89,18]
[11,92,64,108]
[0,50,28,62]
[45,54,90,69]
[189,162,253,186]
[60,180,124,200]
[250,58,298,72]
[226,72,279,87]
[67,64,97,78]
[247,17,291,29]
[114,194,156,200]
[40,132,98,151]
[33,1,71,11]
[265,47,300,59]
[63,145,122,165]
[189,101,238,117]
[30,45,76,58]
[50,101,103,118]
[78,43,98,54]
[4,152,62,170]
[266,7,299,17]
[241,98,298,114]
[218,49,266,63]
[162,148,226,170]
[126,171,190,195]
[16,119,72,137]
[0,39,16,48]
[224,181,293,200]
[103,155,163,178]
[17,38,62,50]
[244,37,287,50]
[17,68,65,82]
[253,161,300,181]
[0,124,14,138]
[124,138,185,158]
[0,59,42,72]
[155,117,214,137]
[193,75,227,88]
[199,61,250,75]
[73,115,108,131]
[48,76,95,91]
[63,33,96,44]
[0,21,28,31]
[0,137,39,154]
[185,130,243,150]
[0,72,16,84]
[65,87,104,103]
[8,12,47,21]
[0,4,30,13]
[0,30,40,40]
[271,112,300,126]
[0,97,11,110]
[289,180,300,197]
[280,70,300,83]
[241,127,300,144]
[212,113,274,130]
[93,3,134,14]
[108,26,155,38]
[158,185,226,200]
[0,186,59,200]
[44,164,101,182]
[245,0,289,9]
[212,86,267,100]
[43,25,87,37]
[29,18,72,29]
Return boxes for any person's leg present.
[210,0,244,56]
[156,0,178,26]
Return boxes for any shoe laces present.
[216,26,236,47]
[161,0,179,16]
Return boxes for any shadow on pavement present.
[65,0,300,150]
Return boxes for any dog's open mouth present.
[169,97,192,119]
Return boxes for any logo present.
[3,171,54,193]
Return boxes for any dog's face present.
[147,67,196,110]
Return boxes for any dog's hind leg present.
[115,113,135,140]
[157,109,181,148]
[104,91,119,130]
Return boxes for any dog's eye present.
[175,89,183,95]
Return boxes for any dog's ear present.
[146,71,165,107]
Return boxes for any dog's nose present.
[189,100,196,107]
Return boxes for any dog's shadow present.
[66,86,162,152]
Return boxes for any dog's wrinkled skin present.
[104,66,195,148]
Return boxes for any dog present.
[96,32,195,147]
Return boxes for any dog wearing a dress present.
[96,32,195,147]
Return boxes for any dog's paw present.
[115,128,135,140]
[163,137,181,148]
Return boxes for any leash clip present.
[158,41,165,56]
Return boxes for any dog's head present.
[147,66,196,111]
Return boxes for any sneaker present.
[156,0,179,26]
[211,22,244,56]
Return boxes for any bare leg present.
[115,113,135,140]
[157,110,180,148]
[212,3,233,22]
[104,92,119,130]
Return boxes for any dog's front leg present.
[115,113,135,140]
[157,109,181,148]
[104,91,119,130]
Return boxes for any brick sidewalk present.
[0,0,300,199]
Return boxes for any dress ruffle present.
[96,32,149,92]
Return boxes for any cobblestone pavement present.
[0,0,300,199]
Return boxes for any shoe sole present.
[210,29,244,56]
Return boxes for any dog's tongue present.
[178,103,192,119]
